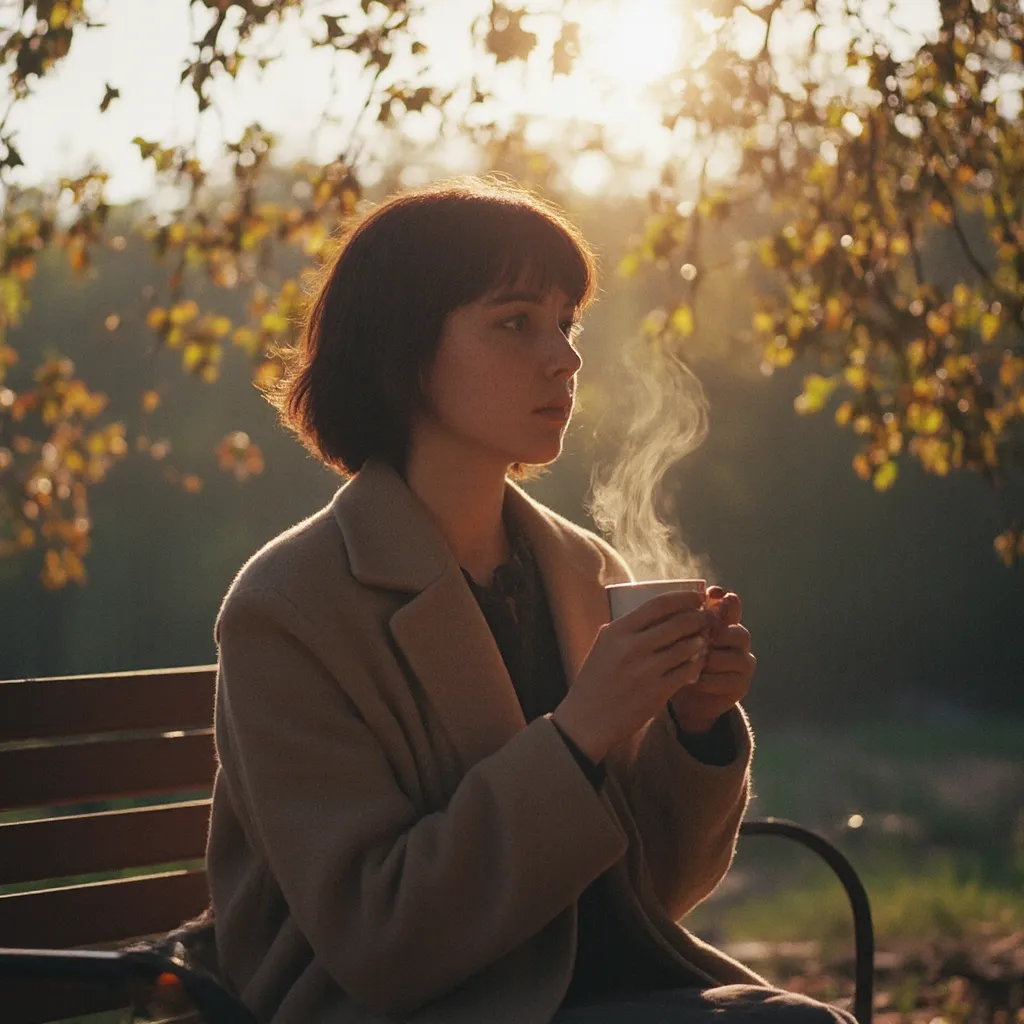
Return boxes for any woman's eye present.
[500,313,529,331]
[562,320,583,339]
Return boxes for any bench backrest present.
[0,666,218,952]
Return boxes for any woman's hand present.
[552,589,711,764]
[668,586,756,735]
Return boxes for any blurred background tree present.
[0,0,1021,723]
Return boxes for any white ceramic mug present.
[605,578,707,620]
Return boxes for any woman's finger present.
[645,609,709,653]
[701,648,753,676]
[718,593,743,626]
[652,634,708,675]
[691,671,752,699]
[709,623,751,652]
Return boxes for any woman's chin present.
[516,441,564,466]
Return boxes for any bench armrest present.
[0,946,256,1024]
[740,816,874,1024]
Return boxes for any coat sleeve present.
[211,584,629,1017]
[610,705,752,921]
[587,535,754,922]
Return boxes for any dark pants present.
[551,984,858,1023]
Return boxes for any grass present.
[689,852,1024,950]
[688,714,1024,954]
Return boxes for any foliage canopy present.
[1,0,1022,588]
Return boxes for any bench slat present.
[0,800,211,886]
[0,870,210,948]
[0,667,216,742]
[0,732,216,812]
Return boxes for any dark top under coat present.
[459,512,736,1006]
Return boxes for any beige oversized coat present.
[206,457,766,1024]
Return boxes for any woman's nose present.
[547,328,583,376]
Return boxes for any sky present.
[4,0,942,204]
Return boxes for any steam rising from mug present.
[586,327,712,581]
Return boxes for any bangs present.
[416,193,597,315]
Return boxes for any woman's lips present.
[535,406,571,421]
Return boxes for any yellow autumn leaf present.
[823,296,844,330]
[146,307,167,332]
[926,310,950,336]
[210,316,233,338]
[671,305,694,337]
[254,360,283,390]
[183,342,204,372]
[907,339,927,370]
[232,327,259,355]
[63,548,86,583]
[835,401,853,426]
[994,531,1016,568]
[985,409,1006,434]
[920,407,944,434]
[85,433,107,456]
[929,199,953,224]
[794,373,837,415]
[982,434,998,467]
[141,390,160,413]
[260,312,289,333]
[873,460,898,491]
[980,312,1000,342]
[753,312,775,333]
[766,343,795,368]
[169,300,200,325]
[618,252,641,278]
[808,225,833,260]
[844,365,868,391]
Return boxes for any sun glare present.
[493,0,686,189]
[574,0,684,94]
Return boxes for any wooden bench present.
[0,666,874,1024]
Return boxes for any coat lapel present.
[331,459,614,772]
[389,563,527,769]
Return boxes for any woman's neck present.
[403,443,512,586]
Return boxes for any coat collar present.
[331,458,615,771]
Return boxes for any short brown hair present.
[264,176,598,480]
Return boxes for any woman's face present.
[415,281,584,471]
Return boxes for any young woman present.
[206,177,853,1024]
